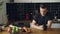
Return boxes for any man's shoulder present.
[47,12,53,20]
[46,12,52,16]
[35,13,39,16]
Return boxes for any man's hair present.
[38,4,48,13]
[40,4,47,9]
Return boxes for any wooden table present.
[0,28,60,34]
[31,28,60,34]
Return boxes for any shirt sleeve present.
[33,14,38,22]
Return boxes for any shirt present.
[33,12,53,25]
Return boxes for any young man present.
[30,4,53,30]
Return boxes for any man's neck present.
[41,14,45,16]
[40,13,46,17]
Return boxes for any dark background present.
[6,3,60,21]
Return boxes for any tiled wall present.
[6,3,60,21]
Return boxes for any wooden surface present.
[31,28,60,34]
[0,27,60,34]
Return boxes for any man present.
[30,4,53,30]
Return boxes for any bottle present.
[43,25,47,31]
[12,26,19,34]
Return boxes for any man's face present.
[40,7,47,15]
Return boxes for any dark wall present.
[6,3,60,21]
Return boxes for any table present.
[0,28,60,34]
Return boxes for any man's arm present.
[31,20,43,30]
[31,20,36,25]
[47,20,53,29]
